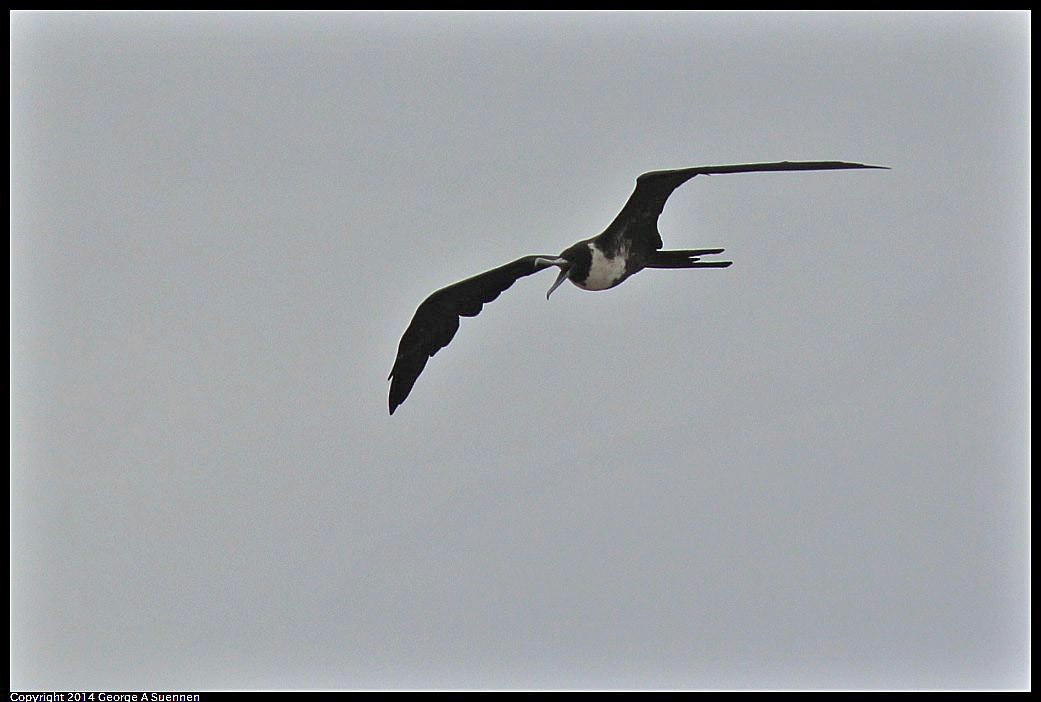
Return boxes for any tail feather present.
[647,249,733,269]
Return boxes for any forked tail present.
[647,249,733,268]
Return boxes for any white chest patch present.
[577,242,629,290]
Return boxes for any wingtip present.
[824,161,890,170]
[388,373,399,414]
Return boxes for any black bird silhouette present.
[388,160,887,414]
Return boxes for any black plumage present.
[387,255,558,415]
[388,160,887,414]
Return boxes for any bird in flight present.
[388,160,887,414]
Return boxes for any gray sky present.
[10,11,1029,691]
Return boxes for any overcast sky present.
[11,11,1029,691]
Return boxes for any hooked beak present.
[546,265,571,299]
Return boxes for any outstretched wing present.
[608,160,889,243]
[388,255,556,414]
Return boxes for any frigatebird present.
[388,160,887,414]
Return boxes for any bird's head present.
[536,244,590,299]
